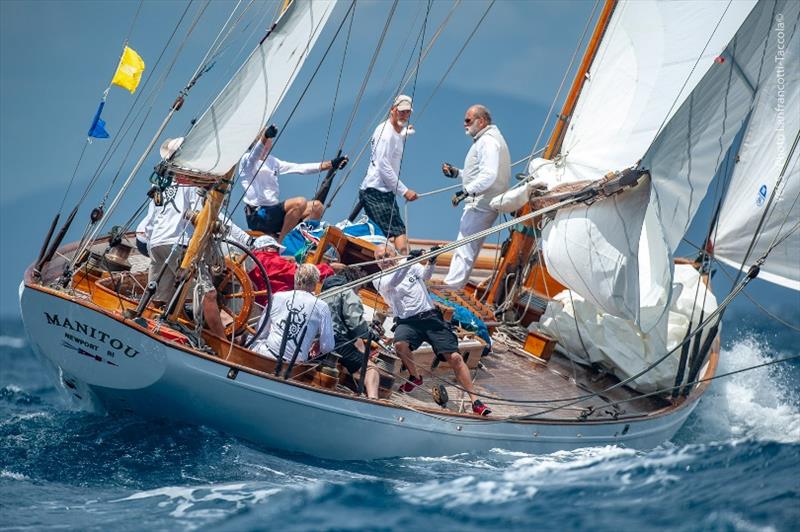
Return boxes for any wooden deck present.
[387,336,668,421]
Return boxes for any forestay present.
[712,15,799,291]
[170,0,337,176]
[536,0,757,326]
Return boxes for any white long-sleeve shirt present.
[143,186,200,252]
[455,125,511,211]
[252,290,335,362]
[360,120,409,196]
[239,140,322,207]
[373,260,435,319]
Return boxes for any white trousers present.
[443,207,498,288]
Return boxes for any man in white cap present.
[440,104,510,288]
[248,235,334,303]
[239,124,349,242]
[358,95,418,254]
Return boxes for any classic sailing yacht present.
[19,0,799,460]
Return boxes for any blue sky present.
[1,0,797,331]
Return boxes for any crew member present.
[322,266,380,399]
[251,264,335,364]
[372,244,491,416]
[441,105,510,288]
[359,95,418,254]
[248,235,334,303]
[239,124,348,242]
[142,184,226,337]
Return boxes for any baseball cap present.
[393,94,413,112]
[253,235,286,251]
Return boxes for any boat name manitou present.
[43,312,140,358]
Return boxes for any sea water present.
[1,315,798,531]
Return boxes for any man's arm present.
[274,157,324,176]
[464,137,500,196]
[342,291,370,338]
[318,302,336,354]
[141,201,156,241]
[239,139,270,178]
[374,133,408,196]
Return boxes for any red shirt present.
[249,250,333,304]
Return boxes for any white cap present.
[253,235,285,251]
[393,94,413,112]
[159,137,185,160]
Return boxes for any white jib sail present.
[537,0,757,325]
[712,16,800,291]
[170,0,338,176]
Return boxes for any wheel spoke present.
[224,291,245,299]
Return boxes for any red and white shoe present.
[472,400,492,416]
[399,376,423,393]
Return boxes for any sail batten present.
[170,0,338,177]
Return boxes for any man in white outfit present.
[239,124,348,242]
[441,105,510,288]
[142,184,226,336]
[251,264,335,364]
[359,95,419,254]
[372,244,491,416]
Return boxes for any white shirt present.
[135,214,153,244]
[360,120,409,196]
[457,125,511,211]
[239,140,322,207]
[252,290,335,362]
[373,261,435,319]
[143,186,200,251]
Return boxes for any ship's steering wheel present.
[214,238,272,347]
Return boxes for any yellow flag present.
[111,46,145,93]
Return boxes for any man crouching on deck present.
[372,244,491,416]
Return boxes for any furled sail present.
[537,0,757,325]
[539,0,798,392]
[712,18,799,291]
[170,0,338,176]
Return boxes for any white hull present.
[20,283,702,460]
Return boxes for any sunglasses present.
[464,117,477,125]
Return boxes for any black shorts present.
[245,203,286,235]
[336,338,366,374]
[393,309,458,361]
[359,188,406,237]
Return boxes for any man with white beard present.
[441,105,511,288]
[358,95,419,254]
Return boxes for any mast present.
[486,0,617,306]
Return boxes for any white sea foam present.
[696,337,800,443]
[112,482,283,522]
[0,335,26,349]
[1,470,30,481]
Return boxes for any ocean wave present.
[689,336,800,444]
[1,469,30,481]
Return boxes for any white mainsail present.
[712,18,799,291]
[170,0,338,176]
[537,0,757,325]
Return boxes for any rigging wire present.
[225,0,357,219]
[523,0,599,164]
[324,0,485,212]
[57,0,146,215]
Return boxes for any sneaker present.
[399,376,423,393]
[472,400,492,416]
